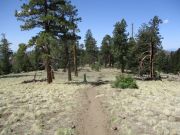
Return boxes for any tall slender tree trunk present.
[65,41,72,81]
[73,42,78,76]
[44,0,52,83]
[68,60,72,81]
[108,54,111,67]
[63,44,67,72]
[46,58,52,83]
[104,59,107,68]
[121,56,125,73]
[45,44,52,84]
[150,42,154,78]
[121,65,124,73]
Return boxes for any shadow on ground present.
[65,80,111,86]
[0,74,40,79]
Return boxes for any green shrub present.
[54,128,74,135]
[91,62,101,71]
[112,75,138,89]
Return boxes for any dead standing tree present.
[138,16,162,80]
[139,51,150,77]
[139,42,157,79]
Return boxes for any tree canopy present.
[112,19,128,73]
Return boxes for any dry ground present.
[97,69,180,135]
[0,70,87,135]
[0,68,180,135]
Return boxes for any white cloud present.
[163,19,169,24]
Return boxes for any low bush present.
[112,75,138,89]
[91,62,101,71]
[55,128,74,135]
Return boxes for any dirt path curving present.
[76,86,114,135]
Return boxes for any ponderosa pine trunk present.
[63,43,67,72]
[121,56,125,73]
[68,60,72,81]
[65,41,72,81]
[150,42,154,78]
[73,42,78,76]
[46,58,52,83]
[108,55,111,67]
[44,0,52,83]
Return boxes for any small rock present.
[112,126,118,131]
[71,125,76,129]
[95,94,104,98]
[16,118,21,122]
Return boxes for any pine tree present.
[30,46,43,70]
[78,43,86,67]
[101,35,113,67]
[126,37,138,72]
[137,16,162,78]
[15,0,63,83]
[53,1,81,81]
[112,19,128,73]
[149,16,163,78]
[169,48,180,74]
[13,43,32,73]
[0,34,12,74]
[84,29,98,65]
[73,40,79,76]
[174,48,180,73]
[15,0,80,82]
[155,50,170,73]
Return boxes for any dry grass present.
[97,70,180,135]
[0,70,87,135]
[0,68,180,135]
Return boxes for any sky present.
[0,0,179,51]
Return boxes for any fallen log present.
[22,78,47,84]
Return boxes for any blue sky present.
[0,0,179,51]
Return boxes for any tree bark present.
[62,43,67,72]
[68,61,72,81]
[46,58,52,83]
[44,0,52,83]
[108,54,111,67]
[83,73,87,83]
[121,56,124,73]
[139,54,150,76]
[73,42,78,76]
[65,41,72,81]
[150,42,154,78]
[67,55,72,81]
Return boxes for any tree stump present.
[83,73,87,83]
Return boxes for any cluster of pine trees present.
[0,0,179,83]
[83,17,180,76]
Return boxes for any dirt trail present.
[77,86,114,135]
